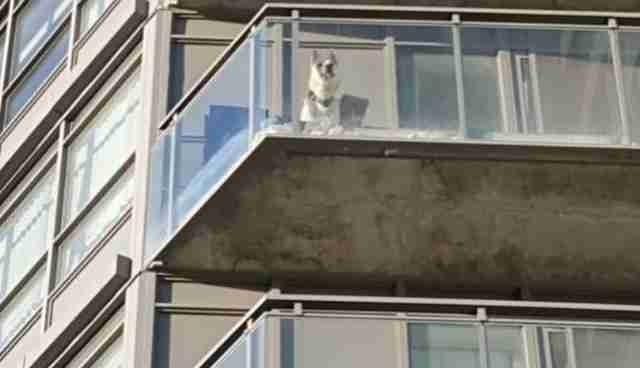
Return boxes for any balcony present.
[192,295,640,368]
[144,5,640,300]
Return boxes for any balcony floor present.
[160,136,640,303]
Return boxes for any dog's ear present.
[311,50,319,64]
[329,51,338,66]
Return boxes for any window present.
[57,167,133,284]
[84,333,123,368]
[65,307,124,368]
[62,69,139,226]
[0,166,55,300]
[0,266,44,351]
[5,25,69,124]
[10,0,71,79]
[79,0,115,36]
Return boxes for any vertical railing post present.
[291,10,300,129]
[452,14,467,139]
[477,308,489,368]
[609,18,631,146]
[166,114,178,236]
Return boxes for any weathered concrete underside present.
[162,138,640,303]
[178,0,640,19]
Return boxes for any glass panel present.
[79,0,115,35]
[56,167,133,284]
[409,323,482,368]
[486,325,526,368]
[293,317,398,368]
[0,267,44,351]
[0,166,55,300]
[144,36,254,259]
[63,69,140,227]
[397,41,458,135]
[168,42,225,112]
[461,27,620,143]
[6,26,69,125]
[620,31,640,145]
[11,0,71,79]
[217,338,246,368]
[573,328,640,368]
[251,319,265,368]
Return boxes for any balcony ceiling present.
[161,137,640,303]
[176,0,640,19]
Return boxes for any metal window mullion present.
[395,319,409,368]
[383,36,399,129]
[0,0,14,127]
[521,326,533,368]
[291,10,299,127]
[609,19,631,145]
[67,0,78,70]
[452,14,467,139]
[528,53,545,134]
[42,121,67,330]
[496,50,516,133]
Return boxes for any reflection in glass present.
[11,0,71,79]
[409,323,481,368]
[548,330,570,368]
[574,328,640,368]
[620,31,640,145]
[217,338,246,368]
[486,326,526,368]
[57,168,134,284]
[295,318,398,368]
[6,27,69,125]
[79,0,115,35]
[461,27,619,143]
[0,167,55,300]
[63,69,139,226]
[0,267,44,351]
[84,334,123,368]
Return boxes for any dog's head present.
[311,50,338,81]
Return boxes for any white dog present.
[300,50,343,135]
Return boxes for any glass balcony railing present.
[202,314,640,368]
[144,15,640,260]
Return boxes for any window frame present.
[7,0,71,88]
[2,20,70,127]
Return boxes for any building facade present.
[1,0,640,367]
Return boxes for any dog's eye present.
[316,63,323,68]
